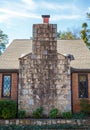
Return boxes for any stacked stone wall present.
[18,24,71,116]
[0,118,88,126]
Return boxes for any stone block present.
[36,121,42,125]
[29,99,34,105]
[60,120,66,124]
[66,120,72,124]
[22,89,28,95]
[42,50,47,55]
[0,120,5,125]
[31,54,36,60]
[16,120,19,125]
[5,120,9,124]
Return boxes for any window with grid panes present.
[78,74,88,98]
[2,75,11,97]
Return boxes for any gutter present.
[71,67,90,73]
[0,69,19,73]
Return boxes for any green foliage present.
[81,13,90,47]
[0,124,86,130]
[49,108,59,118]
[80,99,90,114]
[0,29,8,54]
[87,12,90,19]
[72,112,86,119]
[80,22,90,47]
[57,31,61,38]
[32,106,43,118]
[62,111,72,119]
[18,110,26,118]
[61,31,75,40]
[0,100,17,119]
[82,22,88,29]
[57,28,80,40]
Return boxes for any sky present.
[0,0,90,44]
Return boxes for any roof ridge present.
[13,39,31,41]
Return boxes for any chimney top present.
[42,15,50,24]
[42,15,50,18]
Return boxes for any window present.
[78,74,88,98]
[2,75,11,97]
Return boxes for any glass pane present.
[79,75,88,98]
[79,75,86,82]
[3,75,11,97]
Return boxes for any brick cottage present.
[0,15,90,116]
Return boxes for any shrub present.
[32,106,43,118]
[0,100,17,119]
[62,111,72,119]
[80,99,90,114]
[87,104,90,114]
[18,110,26,118]
[49,108,59,118]
[0,124,86,129]
[72,112,86,119]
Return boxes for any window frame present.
[78,74,88,98]
[2,74,12,98]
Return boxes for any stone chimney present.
[31,15,58,113]
[32,15,57,57]
[19,15,71,116]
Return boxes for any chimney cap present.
[42,15,50,18]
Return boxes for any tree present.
[0,29,8,55]
[61,31,75,40]
[80,22,90,47]
[80,13,90,47]
[57,31,61,39]
[82,22,88,29]
[87,13,90,19]
[86,12,90,41]
[57,29,80,40]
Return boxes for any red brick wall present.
[0,74,2,98]
[72,73,90,113]
[0,71,90,112]
[0,73,18,101]
[88,74,90,99]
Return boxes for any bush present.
[0,124,86,129]
[49,108,59,118]
[72,112,86,119]
[62,111,72,119]
[0,100,17,119]
[80,99,90,114]
[32,107,43,118]
[18,110,26,118]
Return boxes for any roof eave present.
[71,67,90,73]
[0,69,19,73]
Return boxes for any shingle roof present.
[0,39,90,71]
[57,40,90,70]
[0,39,32,70]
